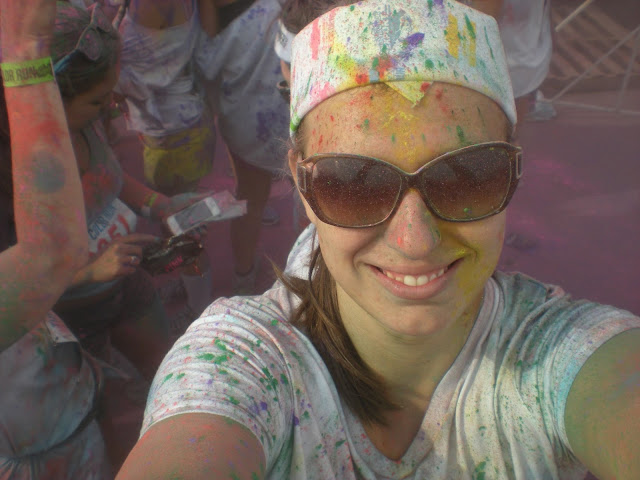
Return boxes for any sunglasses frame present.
[54,4,114,74]
[296,141,523,228]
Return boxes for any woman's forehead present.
[303,83,509,163]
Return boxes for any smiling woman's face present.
[292,82,511,338]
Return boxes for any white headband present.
[290,0,516,136]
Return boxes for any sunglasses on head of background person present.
[53,4,114,74]
[296,142,523,228]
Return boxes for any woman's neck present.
[338,288,482,408]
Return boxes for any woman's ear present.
[287,148,299,184]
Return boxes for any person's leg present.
[228,149,272,293]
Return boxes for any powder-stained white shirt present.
[143,236,639,478]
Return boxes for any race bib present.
[87,198,138,254]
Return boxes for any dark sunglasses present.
[296,141,523,228]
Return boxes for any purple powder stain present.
[434,0,444,6]
[293,415,299,426]
[260,401,268,411]
[405,33,425,47]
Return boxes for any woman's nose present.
[384,189,441,257]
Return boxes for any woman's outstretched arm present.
[116,413,266,480]
[565,328,640,480]
[0,0,88,351]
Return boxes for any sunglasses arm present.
[296,163,310,194]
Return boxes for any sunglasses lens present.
[311,157,402,227]
[422,146,512,220]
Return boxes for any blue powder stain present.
[260,401,268,411]
[405,33,425,46]
[293,415,300,426]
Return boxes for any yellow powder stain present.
[446,14,460,59]
[464,20,477,66]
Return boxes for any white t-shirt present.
[499,0,553,98]
[143,236,639,479]
[117,0,205,136]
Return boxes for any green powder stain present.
[350,4,355,10]
[230,473,240,480]
[484,27,495,60]
[335,439,346,448]
[302,411,310,420]
[456,125,466,144]
[176,373,185,380]
[428,0,433,10]
[363,118,370,130]
[391,134,396,143]
[271,318,278,326]
[261,367,279,390]
[372,57,379,69]
[280,373,289,386]
[473,461,487,480]
[214,338,227,351]
[213,354,229,364]
[162,373,173,384]
[421,133,427,142]
[181,344,190,350]
[219,369,229,375]
[228,396,240,405]
[425,59,435,70]
[251,474,259,480]
[197,353,214,361]
[464,15,476,40]
[290,350,303,363]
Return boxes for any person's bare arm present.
[466,0,504,19]
[0,0,88,351]
[128,0,194,29]
[116,413,266,480]
[565,328,640,480]
[198,0,219,37]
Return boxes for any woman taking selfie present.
[117,1,640,479]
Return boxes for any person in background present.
[498,0,556,127]
[115,1,640,479]
[115,0,216,327]
[49,2,211,467]
[194,0,290,294]
[0,0,110,477]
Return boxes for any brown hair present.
[276,100,399,425]
[52,1,121,99]
[280,0,358,33]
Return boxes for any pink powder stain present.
[311,82,336,104]
[355,72,370,84]
[375,55,394,80]
[420,82,432,93]
[397,236,404,247]
[310,20,322,60]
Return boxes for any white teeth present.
[403,275,417,286]
[384,268,446,287]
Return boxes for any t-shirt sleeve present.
[141,294,295,466]
[503,277,640,458]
